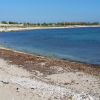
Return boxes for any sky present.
[0,0,100,23]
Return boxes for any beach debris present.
[0,81,9,84]
[16,87,19,92]
[16,87,19,91]
[31,88,34,90]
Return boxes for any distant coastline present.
[0,24,100,32]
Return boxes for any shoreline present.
[0,46,100,67]
[0,47,100,99]
[0,58,99,100]
[0,48,100,100]
[0,25,100,32]
[0,47,100,75]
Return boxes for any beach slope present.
[0,48,100,100]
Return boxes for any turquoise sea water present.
[0,27,100,65]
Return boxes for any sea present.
[0,27,100,65]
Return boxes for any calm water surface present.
[0,27,100,65]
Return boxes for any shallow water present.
[0,27,100,65]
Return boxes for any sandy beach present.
[0,25,100,32]
[0,0,100,99]
[0,47,100,100]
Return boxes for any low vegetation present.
[0,21,100,27]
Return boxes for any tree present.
[1,21,8,24]
[8,21,18,24]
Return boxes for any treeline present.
[0,21,22,24]
[22,22,100,26]
[55,22,100,26]
[0,21,99,26]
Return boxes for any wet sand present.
[0,48,100,100]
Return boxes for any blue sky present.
[0,0,100,23]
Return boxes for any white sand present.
[0,27,37,32]
[46,72,100,95]
[0,25,100,32]
[0,58,100,100]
